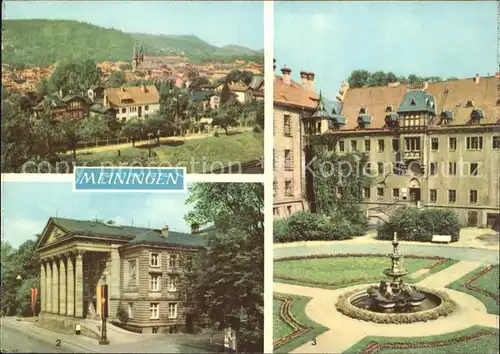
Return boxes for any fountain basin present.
[336,286,456,324]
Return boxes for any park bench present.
[431,235,451,244]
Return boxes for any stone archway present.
[408,178,421,205]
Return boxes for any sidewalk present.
[1,317,100,352]
[274,227,499,251]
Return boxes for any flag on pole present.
[30,288,38,314]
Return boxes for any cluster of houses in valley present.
[27,73,263,126]
[2,63,54,93]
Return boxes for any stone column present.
[75,251,84,318]
[66,255,75,317]
[59,257,67,315]
[46,259,52,313]
[40,261,46,313]
[52,258,59,314]
[108,246,120,320]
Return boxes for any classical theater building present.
[37,217,206,334]
[312,74,499,229]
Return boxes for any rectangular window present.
[128,303,134,319]
[283,115,291,136]
[122,108,126,113]
[150,253,159,267]
[449,137,457,151]
[448,190,456,203]
[273,207,280,217]
[167,276,177,292]
[338,141,345,152]
[169,254,178,268]
[364,187,371,199]
[150,303,159,319]
[284,149,293,170]
[431,138,439,151]
[470,163,479,176]
[128,260,137,284]
[469,190,478,204]
[351,140,358,151]
[273,180,276,196]
[392,138,399,152]
[365,162,371,175]
[145,105,149,111]
[493,136,500,150]
[393,188,399,199]
[430,162,438,176]
[449,162,457,176]
[168,303,177,319]
[377,187,384,199]
[466,136,483,150]
[378,139,385,152]
[430,189,437,203]
[285,180,293,196]
[337,187,345,198]
[150,275,160,291]
[377,162,384,175]
[364,140,371,152]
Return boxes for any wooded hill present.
[2,19,263,68]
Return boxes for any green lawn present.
[274,255,458,289]
[447,265,499,315]
[76,132,263,173]
[344,325,499,354]
[273,293,328,353]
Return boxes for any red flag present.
[30,288,38,314]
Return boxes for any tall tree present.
[184,183,263,352]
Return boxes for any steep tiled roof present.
[274,74,318,110]
[229,81,249,92]
[333,76,498,131]
[48,217,206,248]
[104,85,160,107]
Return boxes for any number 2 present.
[56,340,61,347]
[311,338,317,346]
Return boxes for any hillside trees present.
[347,70,457,88]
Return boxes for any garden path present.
[274,259,499,353]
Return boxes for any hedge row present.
[274,211,368,243]
[377,207,460,242]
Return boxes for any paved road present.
[0,322,76,353]
[274,242,499,264]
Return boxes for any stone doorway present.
[467,211,479,227]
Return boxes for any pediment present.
[37,220,68,249]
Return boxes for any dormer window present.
[328,116,347,130]
[409,99,416,106]
[385,105,393,112]
[440,110,453,126]
[470,108,484,124]
[385,113,399,128]
[357,114,372,129]
[466,99,475,108]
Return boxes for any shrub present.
[252,125,261,133]
[116,302,129,324]
[213,131,219,137]
[377,207,460,242]
[273,211,360,243]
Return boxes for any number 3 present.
[311,338,317,346]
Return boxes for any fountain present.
[336,232,456,323]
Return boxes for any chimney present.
[161,225,169,237]
[191,223,199,234]
[300,71,308,89]
[281,65,291,85]
[474,74,480,84]
[307,72,315,92]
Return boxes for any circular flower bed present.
[336,286,456,324]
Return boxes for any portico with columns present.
[36,218,122,323]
